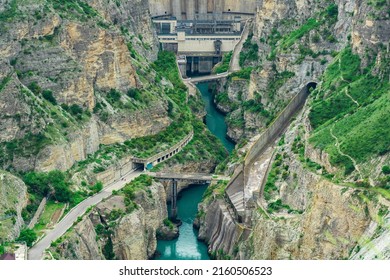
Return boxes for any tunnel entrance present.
[306,82,317,93]
[133,162,144,170]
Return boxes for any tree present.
[16,229,37,247]
[69,104,83,116]
[23,172,50,196]
[107,89,121,102]
[382,165,390,175]
[42,90,57,105]
[28,82,42,95]
[103,238,115,260]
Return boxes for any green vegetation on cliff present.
[240,34,259,67]
[16,228,37,247]
[22,170,94,208]
[309,47,390,175]
[267,4,338,61]
[213,51,232,74]
[122,174,153,213]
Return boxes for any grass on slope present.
[309,47,390,174]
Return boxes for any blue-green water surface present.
[155,82,234,260]
[155,185,210,260]
[197,82,235,152]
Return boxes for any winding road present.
[28,170,143,260]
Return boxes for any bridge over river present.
[147,172,230,219]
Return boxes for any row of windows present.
[186,37,240,41]
[159,37,176,41]
[158,37,240,41]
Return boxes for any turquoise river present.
[155,82,234,260]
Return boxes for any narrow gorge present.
[0,0,389,261]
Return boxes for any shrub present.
[213,51,232,73]
[42,90,57,105]
[28,82,42,95]
[240,36,259,66]
[16,228,37,247]
[90,181,103,193]
[383,166,390,175]
[23,171,73,203]
[107,89,122,103]
[163,218,174,230]
[69,104,83,116]
[326,4,338,19]
[127,88,142,101]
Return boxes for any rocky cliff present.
[0,170,28,242]
[201,0,389,260]
[0,0,170,172]
[49,180,172,260]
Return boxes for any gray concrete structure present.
[225,82,318,223]
[147,172,230,219]
[186,0,196,20]
[150,0,257,20]
[131,131,194,170]
[198,0,208,18]
[172,0,182,19]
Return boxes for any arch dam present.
[225,82,318,223]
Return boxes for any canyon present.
[0,0,389,260]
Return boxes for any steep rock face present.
[0,0,170,172]
[112,182,168,259]
[0,171,28,242]
[247,181,371,260]
[351,212,390,260]
[202,0,389,260]
[56,217,104,260]
[51,181,168,260]
[90,0,159,60]
[58,21,137,109]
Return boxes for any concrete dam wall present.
[149,0,258,19]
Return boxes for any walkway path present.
[345,88,360,106]
[229,19,252,72]
[330,124,362,179]
[28,170,143,260]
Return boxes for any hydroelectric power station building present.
[149,0,257,76]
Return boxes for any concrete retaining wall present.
[28,197,47,229]
[244,83,316,180]
[224,82,316,220]
[93,155,135,186]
